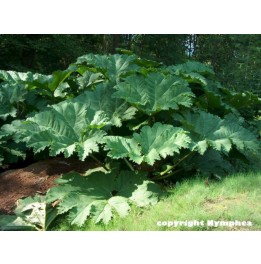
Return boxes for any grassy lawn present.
[52,171,261,231]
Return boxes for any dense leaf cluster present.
[0,53,260,228]
[1,53,260,173]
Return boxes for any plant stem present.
[90,154,109,171]
[90,154,103,165]
[160,152,194,176]
[156,151,195,179]
[154,168,183,180]
[123,158,135,172]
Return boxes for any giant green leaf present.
[103,136,142,164]
[221,88,261,110]
[167,61,215,76]
[104,123,191,165]
[0,70,36,83]
[46,170,162,226]
[113,72,194,115]
[0,126,26,167]
[18,101,107,160]
[0,195,57,231]
[0,70,52,92]
[199,90,234,115]
[74,54,140,84]
[166,62,216,92]
[0,83,26,120]
[176,111,260,155]
[0,215,35,231]
[72,83,137,127]
[0,69,69,118]
[76,71,104,90]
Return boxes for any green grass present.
[51,171,261,231]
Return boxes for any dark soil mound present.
[0,158,97,214]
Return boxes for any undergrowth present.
[51,171,261,231]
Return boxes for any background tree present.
[191,34,261,96]
[130,34,188,65]
[0,35,104,73]
[0,34,260,96]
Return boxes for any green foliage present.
[0,71,27,120]
[46,170,162,226]
[1,35,259,96]
[185,149,234,176]
[192,34,261,97]
[113,72,194,115]
[167,61,215,76]
[0,51,260,229]
[17,100,107,160]
[221,88,261,111]
[74,53,140,84]
[175,111,259,155]
[104,123,191,165]
[0,195,57,231]
[0,126,25,167]
[1,53,260,172]
[71,83,137,127]
[131,34,188,65]
[52,172,261,231]
[0,35,105,74]
[0,69,73,122]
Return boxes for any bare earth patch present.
[203,194,257,230]
[203,195,247,211]
[0,158,97,214]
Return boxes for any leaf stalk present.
[123,158,135,172]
